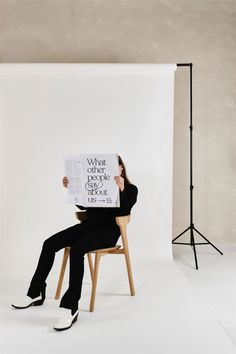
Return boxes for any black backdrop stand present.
[172,63,223,270]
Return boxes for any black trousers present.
[27,220,120,312]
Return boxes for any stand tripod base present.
[172,225,223,269]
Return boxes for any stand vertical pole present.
[172,63,223,269]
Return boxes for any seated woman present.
[12,155,138,331]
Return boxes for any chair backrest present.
[75,211,88,222]
[115,215,131,252]
[75,212,131,251]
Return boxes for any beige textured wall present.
[1,0,235,243]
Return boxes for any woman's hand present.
[62,176,69,188]
[114,176,124,192]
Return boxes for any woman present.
[12,155,138,331]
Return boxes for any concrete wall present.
[1,0,235,243]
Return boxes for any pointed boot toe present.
[53,309,79,331]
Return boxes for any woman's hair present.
[118,155,132,185]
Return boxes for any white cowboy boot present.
[53,308,79,331]
[11,295,44,309]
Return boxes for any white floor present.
[1,247,236,354]
[173,242,236,348]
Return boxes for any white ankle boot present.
[11,295,44,309]
[53,308,79,331]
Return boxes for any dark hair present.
[118,155,132,185]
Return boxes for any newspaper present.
[64,153,120,207]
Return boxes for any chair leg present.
[89,253,102,312]
[55,248,70,299]
[87,253,94,283]
[124,252,135,296]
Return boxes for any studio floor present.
[173,243,236,349]
[1,244,235,354]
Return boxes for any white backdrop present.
[1,64,235,354]
[0,63,176,280]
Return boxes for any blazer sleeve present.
[115,183,138,216]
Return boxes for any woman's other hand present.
[114,176,124,192]
[62,176,69,188]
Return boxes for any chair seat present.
[89,244,122,253]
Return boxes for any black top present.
[76,183,138,227]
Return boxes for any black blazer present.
[76,183,138,227]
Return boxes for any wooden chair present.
[55,212,135,312]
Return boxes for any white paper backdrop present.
[0,63,176,279]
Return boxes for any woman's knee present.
[69,244,87,258]
[42,236,57,252]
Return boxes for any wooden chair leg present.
[87,253,94,283]
[124,251,135,296]
[55,247,70,299]
[89,253,102,312]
